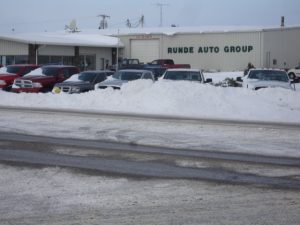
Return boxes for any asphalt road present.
[1,132,300,189]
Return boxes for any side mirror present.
[205,78,212,83]
[236,77,243,82]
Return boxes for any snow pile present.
[1,75,300,123]
[24,68,43,76]
[0,67,7,73]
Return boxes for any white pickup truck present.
[287,65,300,80]
[161,69,212,83]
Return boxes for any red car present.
[0,64,39,91]
[12,65,80,93]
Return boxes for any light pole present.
[116,29,120,71]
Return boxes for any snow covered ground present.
[0,71,300,123]
[1,164,299,225]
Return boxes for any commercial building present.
[112,26,300,71]
[1,25,300,71]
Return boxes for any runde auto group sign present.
[167,45,254,54]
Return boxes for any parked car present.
[0,64,39,91]
[237,68,294,90]
[12,65,79,93]
[95,69,155,90]
[144,59,191,79]
[52,70,114,94]
[161,68,212,83]
[146,59,190,69]
[118,58,144,70]
[287,65,300,80]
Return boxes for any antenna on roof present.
[126,15,145,28]
[281,16,285,28]
[98,14,110,29]
[154,2,170,27]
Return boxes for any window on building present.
[38,56,50,65]
[15,55,28,64]
[79,55,96,71]
[63,56,74,65]
[50,56,63,65]
[6,56,15,65]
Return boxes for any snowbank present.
[1,77,300,123]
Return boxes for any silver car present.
[95,69,155,90]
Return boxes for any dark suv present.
[52,70,114,94]
[12,65,79,93]
[0,64,39,90]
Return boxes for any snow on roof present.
[0,31,124,48]
[90,25,300,36]
[1,25,299,46]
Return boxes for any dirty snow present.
[0,71,300,123]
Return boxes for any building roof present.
[0,31,124,48]
[1,25,299,47]
[92,25,300,36]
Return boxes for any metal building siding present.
[262,28,300,69]
[0,39,28,55]
[38,45,74,56]
[162,31,261,71]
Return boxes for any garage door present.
[130,39,159,64]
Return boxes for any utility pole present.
[98,14,110,29]
[155,3,169,27]
[140,15,145,28]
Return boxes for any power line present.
[0,16,96,26]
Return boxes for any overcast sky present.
[0,0,299,33]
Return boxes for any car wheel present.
[288,73,296,80]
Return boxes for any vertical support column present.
[112,48,117,65]
[74,46,80,69]
[28,44,39,64]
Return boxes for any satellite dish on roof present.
[65,19,80,33]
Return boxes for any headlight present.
[0,80,6,85]
[33,82,43,88]
[52,86,61,94]
[71,87,81,92]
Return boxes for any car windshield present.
[42,67,61,76]
[248,70,289,82]
[112,71,142,81]
[164,71,201,81]
[78,72,97,82]
[6,66,21,74]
